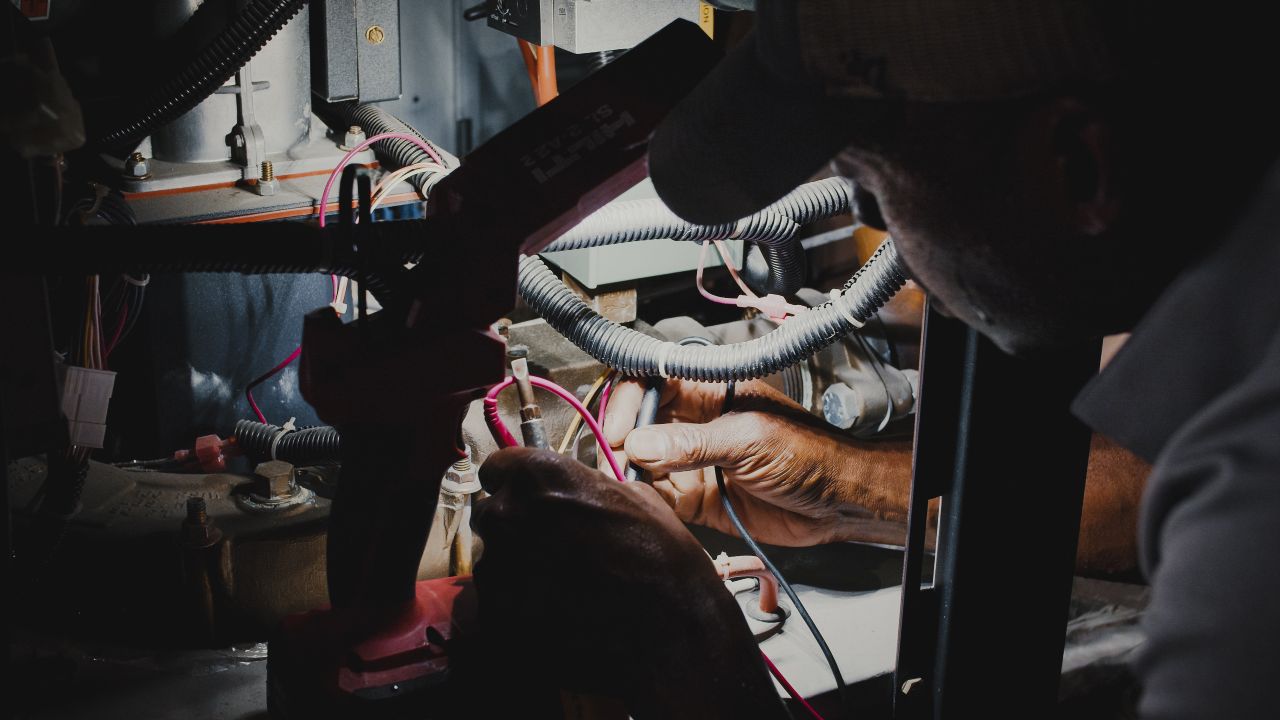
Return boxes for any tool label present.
[698,2,714,39]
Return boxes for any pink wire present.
[761,651,826,720]
[696,241,742,306]
[316,132,445,229]
[245,346,302,424]
[713,239,758,298]
[483,375,627,484]
[596,379,614,427]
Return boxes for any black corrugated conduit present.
[520,236,907,382]
[541,177,852,295]
[235,419,341,463]
[95,0,307,149]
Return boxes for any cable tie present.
[269,417,297,460]
[830,289,865,328]
[655,342,677,379]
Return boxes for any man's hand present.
[472,447,787,719]
[602,378,913,547]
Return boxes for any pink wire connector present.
[696,241,808,322]
[483,375,628,484]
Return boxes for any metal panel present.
[311,0,360,102]
[894,306,1098,718]
[553,0,700,53]
[355,0,402,102]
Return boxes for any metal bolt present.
[442,447,480,495]
[254,160,279,196]
[341,125,366,151]
[182,496,222,547]
[186,496,208,524]
[506,343,529,360]
[123,152,151,180]
[254,460,296,500]
[365,25,386,44]
[822,382,864,430]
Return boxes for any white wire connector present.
[60,365,117,448]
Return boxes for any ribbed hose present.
[96,0,307,149]
[542,177,850,295]
[234,419,341,463]
[520,237,907,382]
[317,102,458,194]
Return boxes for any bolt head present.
[365,25,386,45]
[822,383,863,430]
[254,460,296,500]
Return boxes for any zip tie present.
[655,342,677,379]
[830,289,866,329]
[269,417,297,460]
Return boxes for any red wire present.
[245,345,302,424]
[761,651,827,720]
[483,375,627,483]
[102,301,129,361]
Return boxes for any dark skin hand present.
[603,378,913,548]
[472,447,788,720]
[605,377,1150,576]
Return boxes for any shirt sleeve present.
[1135,330,1280,720]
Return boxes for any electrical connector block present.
[60,365,117,448]
[736,293,809,322]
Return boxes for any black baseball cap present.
[649,0,1153,225]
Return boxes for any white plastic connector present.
[61,366,117,448]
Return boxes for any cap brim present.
[649,32,887,225]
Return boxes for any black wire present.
[717,378,850,713]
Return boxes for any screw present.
[365,25,386,44]
[451,448,473,473]
[260,160,274,182]
[186,496,208,525]
[182,496,222,547]
[348,125,361,135]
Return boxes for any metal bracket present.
[225,61,273,192]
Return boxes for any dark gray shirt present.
[1073,161,1280,719]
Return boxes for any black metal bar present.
[894,306,1098,718]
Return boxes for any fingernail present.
[627,428,670,462]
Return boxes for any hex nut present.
[123,152,151,180]
[822,383,864,430]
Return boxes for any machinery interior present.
[4,2,1150,719]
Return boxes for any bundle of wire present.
[244,131,454,424]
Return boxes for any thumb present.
[624,416,753,474]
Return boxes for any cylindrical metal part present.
[150,1,312,163]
